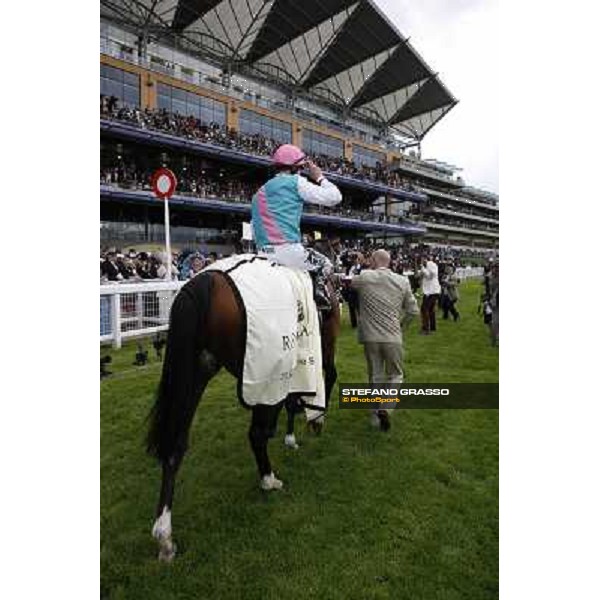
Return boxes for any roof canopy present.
[101,0,457,140]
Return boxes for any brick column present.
[293,123,302,147]
[141,71,157,110]
[345,141,353,162]
[227,101,240,131]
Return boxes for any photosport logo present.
[338,383,499,409]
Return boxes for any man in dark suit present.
[344,253,363,328]
[101,252,123,281]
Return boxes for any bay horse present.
[146,252,340,561]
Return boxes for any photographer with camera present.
[341,251,363,328]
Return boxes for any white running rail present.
[456,266,484,280]
[100,268,484,346]
[100,281,184,348]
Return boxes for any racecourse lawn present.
[101,279,498,600]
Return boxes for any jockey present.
[251,144,342,309]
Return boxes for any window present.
[353,145,386,168]
[238,109,292,144]
[157,83,226,126]
[100,64,140,107]
[302,129,344,159]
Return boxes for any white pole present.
[112,292,122,349]
[164,197,172,280]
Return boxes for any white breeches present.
[258,243,332,275]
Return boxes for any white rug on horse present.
[204,255,325,415]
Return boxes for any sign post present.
[151,168,177,280]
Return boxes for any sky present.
[375,0,499,193]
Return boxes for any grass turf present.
[101,279,498,600]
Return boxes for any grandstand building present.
[100,0,498,257]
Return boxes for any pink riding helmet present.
[272,144,307,167]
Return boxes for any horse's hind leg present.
[152,455,182,562]
[249,404,285,490]
[152,352,220,561]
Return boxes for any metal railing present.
[100,280,184,348]
[456,266,484,280]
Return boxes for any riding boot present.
[310,271,331,312]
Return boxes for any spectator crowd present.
[101,238,494,285]
[101,96,498,236]
[100,248,218,283]
[101,239,498,352]
[338,241,499,347]
[101,95,420,193]
[337,240,494,276]
[100,163,420,225]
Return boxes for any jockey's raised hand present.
[306,159,324,184]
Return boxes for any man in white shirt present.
[419,255,441,335]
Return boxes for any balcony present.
[421,240,497,252]
[100,119,427,202]
[418,219,499,238]
[392,158,464,188]
[429,206,499,225]
[100,185,428,236]
[419,185,499,211]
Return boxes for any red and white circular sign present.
[151,168,177,199]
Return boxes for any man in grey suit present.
[351,249,419,431]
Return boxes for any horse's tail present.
[146,273,213,462]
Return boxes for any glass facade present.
[239,109,292,144]
[353,145,385,168]
[302,129,344,159]
[157,83,226,125]
[100,221,236,245]
[100,64,140,107]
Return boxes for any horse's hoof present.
[284,434,299,450]
[260,472,284,491]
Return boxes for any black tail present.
[146,273,213,462]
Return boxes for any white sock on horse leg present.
[152,506,172,541]
[152,506,176,561]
